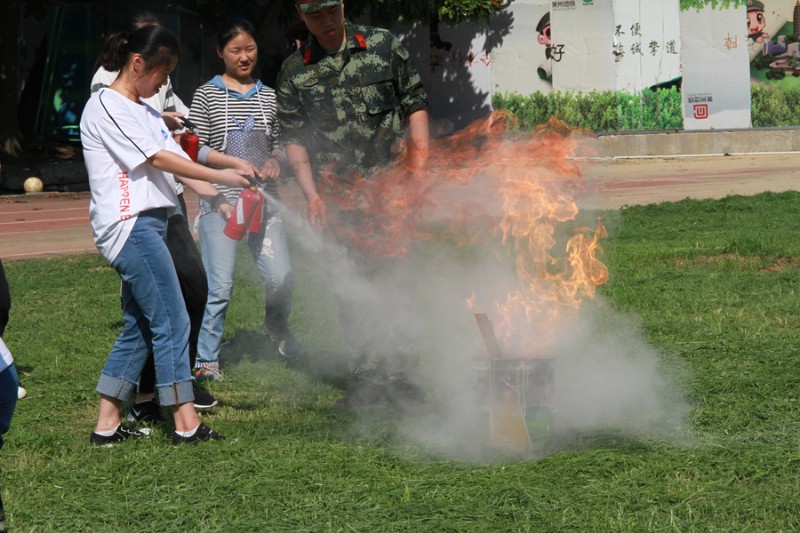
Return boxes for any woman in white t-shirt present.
[80,24,253,446]
[90,9,228,420]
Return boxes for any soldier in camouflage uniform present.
[276,0,430,227]
[276,0,430,403]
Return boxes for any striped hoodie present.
[189,75,285,203]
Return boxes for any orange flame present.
[466,292,477,310]
[320,113,608,355]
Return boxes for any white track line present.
[4,247,96,259]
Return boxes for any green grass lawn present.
[4,191,800,531]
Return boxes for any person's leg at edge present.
[0,361,19,448]
[0,259,24,402]
[0,259,10,337]
[0,361,17,533]
[196,207,237,372]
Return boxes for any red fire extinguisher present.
[223,187,264,240]
[179,118,200,162]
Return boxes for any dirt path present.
[1,153,798,261]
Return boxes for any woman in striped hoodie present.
[189,18,300,381]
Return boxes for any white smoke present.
[548,304,693,441]
[267,172,693,461]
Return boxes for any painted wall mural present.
[485,0,800,131]
[491,0,681,95]
[748,0,800,86]
[490,0,554,96]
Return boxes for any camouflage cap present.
[296,0,342,14]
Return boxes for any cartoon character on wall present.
[747,0,769,43]
[746,0,800,85]
[536,11,553,82]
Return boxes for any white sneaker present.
[18,386,26,399]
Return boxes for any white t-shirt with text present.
[91,67,188,196]
[80,89,187,262]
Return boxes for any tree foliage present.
[167,0,508,30]
[326,0,506,25]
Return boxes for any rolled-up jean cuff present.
[96,373,138,402]
[156,379,194,406]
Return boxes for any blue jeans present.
[137,194,208,395]
[196,206,293,365]
[97,209,193,406]
[0,363,17,449]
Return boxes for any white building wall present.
[681,4,751,129]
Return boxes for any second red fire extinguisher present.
[179,118,200,162]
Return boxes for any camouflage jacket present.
[276,22,429,178]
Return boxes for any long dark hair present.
[104,25,179,73]
[94,10,162,72]
[217,17,258,52]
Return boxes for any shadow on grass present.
[15,363,34,375]
[220,327,425,412]
[298,349,426,412]
[219,328,275,366]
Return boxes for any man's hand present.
[308,195,326,228]
[261,157,281,181]
[285,143,324,227]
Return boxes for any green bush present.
[493,88,683,133]
[493,84,800,132]
[750,84,800,127]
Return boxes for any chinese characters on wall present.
[613,22,678,61]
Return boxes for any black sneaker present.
[277,330,303,359]
[193,382,219,410]
[90,424,152,447]
[264,323,303,359]
[172,422,226,445]
[126,400,164,424]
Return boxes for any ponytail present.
[95,31,130,72]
